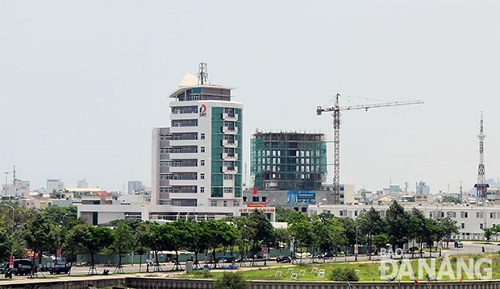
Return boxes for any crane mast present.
[316,93,424,205]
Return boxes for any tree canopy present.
[0,201,462,272]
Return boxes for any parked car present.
[235,256,247,263]
[0,262,7,274]
[45,261,71,274]
[295,252,312,258]
[13,259,34,276]
[216,256,235,263]
[276,256,291,263]
[454,241,464,248]
[319,252,334,259]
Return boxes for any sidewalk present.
[0,264,191,286]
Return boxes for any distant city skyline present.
[1,1,500,194]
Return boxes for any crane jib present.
[316,94,424,205]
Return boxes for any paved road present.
[37,242,500,278]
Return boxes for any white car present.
[295,252,312,258]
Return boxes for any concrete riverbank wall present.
[2,277,500,289]
[0,276,126,289]
[125,278,500,289]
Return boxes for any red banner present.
[247,203,266,207]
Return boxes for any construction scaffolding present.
[250,131,327,191]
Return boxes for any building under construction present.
[250,131,327,191]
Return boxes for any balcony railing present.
[222,140,238,147]
[222,166,238,174]
[222,113,238,121]
[222,153,238,160]
[222,126,238,134]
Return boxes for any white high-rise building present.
[77,179,88,188]
[47,179,64,193]
[152,63,243,210]
[128,181,143,194]
[2,179,30,198]
[76,64,276,224]
[416,181,430,195]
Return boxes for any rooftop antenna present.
[198,62,209,85]
[460,181,463,201]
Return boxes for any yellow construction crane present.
[316,93,424,204]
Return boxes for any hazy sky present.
[1,1,499,194]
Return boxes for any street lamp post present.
[4,172,9,196]
[59,212,68,227]
[1,203,15,269]
[192,203,203,221]
[55,211,69,263]
[192,202,197,221]
[1,203,14,231]
[355,223,358,261]
[141,205,151,221]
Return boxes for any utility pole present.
[316,93,424,204]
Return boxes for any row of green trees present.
[0,201,461,272]
[0,204,275,270]
[0,204,79,263]
[482,225,500,242]
[276,201,461,259]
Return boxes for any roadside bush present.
[329,267,359,282]
[191,269,213,278]
[213,272,248,289]
[202,269,213,278]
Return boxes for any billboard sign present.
[287,190,316,204]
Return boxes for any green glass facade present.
[250,132,327,191]
[211,107,242,198]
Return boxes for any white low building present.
[309,203,500,241]
[77,203,275,225]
